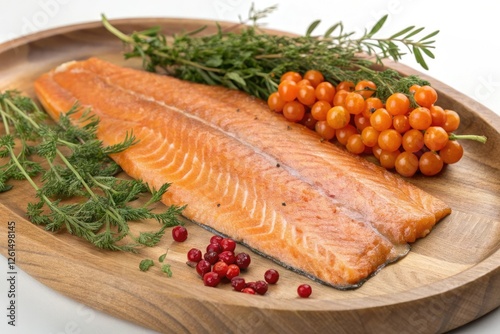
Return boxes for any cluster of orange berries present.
[267,70,465,177]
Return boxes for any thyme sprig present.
[102,5,437,102]
[0,91,185,252]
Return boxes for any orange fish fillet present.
[34,57,451,288]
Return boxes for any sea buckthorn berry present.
[370,108,392,132]
[336,81,355,92]
[253,280,269,295]
[409,107,432,130]
[395,151,419,177]
[363,97,384,118]
[424,126,449,151]
[267,92,286,112]
[264,269,280,284]
[303,70,324,88]
[346,134,366,155]
[235,252,251,270]
[439,140,463,164]
[231,277,246,291]
[187,248,202,263]
[300,113,318,130]
[282,101,306,122]
[220,238,236,252]
[280,71,302,83]
[354,113,370,131]
[414,85,438,108]
[314,120,336,140]
[297,84,317,106]
[332,90,349,107]
[430,105,446,126]
[204,251,219,265]
[372,144,383,160]
[310,100,331,121]
[315,81,336,102]
[442,109,460,132]
[196,260,211,277]
[297,284,312,298]
[361,126,380,147]
[392,114,411,134]
[218,250,236,265]
[172,226,188,242]
[344,92,366,115]
[409,84,421,95]
[212,261,229,279]
[335,124,357,146]
[278,80,299,102]
[297,79,312,87]
[355,80,377,99]
[378,129,402,152]
[402,129,425,153]
[379,149,400,169]
[386,92,410,116]
[327,106,350,129]
[203,272,221,287]
[225,264,241,280]
[419,151,444,176]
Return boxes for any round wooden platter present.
[0,18,499,334]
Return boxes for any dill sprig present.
[101,4,436,102]
[0,91,185,252]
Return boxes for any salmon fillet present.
[34,58,451,288]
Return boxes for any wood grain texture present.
[0,18,499,334]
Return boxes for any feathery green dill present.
[0,91,185,252]
[102,4,436,102]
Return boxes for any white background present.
[0,0,499,333]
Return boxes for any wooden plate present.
[0,18,499,334]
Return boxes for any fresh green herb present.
[158,251,167,263]
[0,91,185,252]
[139,259,155,271]
[161,264,173,277]
[101,4,436,102]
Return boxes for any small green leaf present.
[139,259,154,272]
[412,46,429,70]
[306,19,321,37]
[419,30,439,42]
[225,72,246,87]
[161,264,173,277]
[368,15,388,37]
[388,26,415,39]
[404,27,425,40]
[420,47,435,59]
[159,253,167,263]
[324,22,341,37]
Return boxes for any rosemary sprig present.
[101,5,437,102]
[0,91,185,252]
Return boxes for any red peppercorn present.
[212,261,229,279]
[172,226,188,242]
[253,280,268,295]
[203,251,219,265]
[203,272,221,287]
[297,284,312,298]
[195,260,211,278]
[220,238,236,252]
[206,242,223,254]
[241,287,255,294]
[235,252,251,269]
[225,264,240,280]
[231,277,246,291]
[210,235,223,245]
[264,269,280,284]
[187,248,202,263]
[218,250,236,265]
